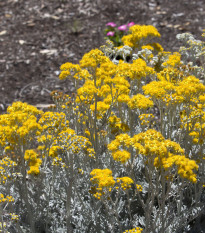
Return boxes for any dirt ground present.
[0,0,205,113]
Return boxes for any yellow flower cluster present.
[0,102,42,147]
[136,184,143,192]
[117,59,155,80]
[24,150,42,175]
[128,94,154,110]
[57,129,95,158]
[80,49,110,69]
[199,94,205,103]
[143,80,175,100]
[60,62,92,81]
[0,157,16,168]
[180,104,205,147]
[117,177,134,190]
[90,101,110,118]
[139,114,155,126]
[108,133,132,152]
[59,62,81,80]
[96,60,117,81]
[141,45,154,51]
[10,213,19,221]
[155,153,198,183]
[108,129,198,183]
[112,150,131,163]
[124,227,143,233]
[142,53,205,107]
[7,101,43,116]
[0,193,14,203]
[0,168,8,185]
[90,169,115,199]
[77,80,98,104]
[50,91,72,112]
[78,168,84,175]
[122,25,160,48]
[49,146,62,158]
[162,52,181,67]
[38,111,69,135]
[0,157,17,184]
[52,157,67,168]
[140,43,164,59]
[176,76,205,102]
[175,155,199,183]
[108,134,134,163]
[190,129,204,146]
[0,222,7,231]
[37,112,73,163]
[109,113,129,135]
[157,67,184,83]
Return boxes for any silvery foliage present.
[132,48,159,66]
[6,151,113,232]
[176,33,205,83]
[100,41,204,232]
[176,33,203,62]
[101,40,132,64]
[3,39,204,233]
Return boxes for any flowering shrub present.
[104,21,135,46]
[0,24,205,232]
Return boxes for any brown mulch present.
[0,0,205,112]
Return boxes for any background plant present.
[104,22,135,47]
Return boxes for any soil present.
[0,0,205,113]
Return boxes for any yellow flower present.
[117,177,134,190]
[141,45,154,51]
[49,146,62,158]
[24,150,42,175]
[112,150,131,163]
[162,52,181,67]
[136,184,143,192]
[90,169,115,198]
[176,76,205,101]
[123,227,143,233]
[27,166,40,175]
[128,94,154,110]
[143,80,175,100]
[90,101,110,117]
[80,49,109,69]
[59,63,81,80]
[122,25,160,48]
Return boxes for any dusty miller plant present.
[0,25,204,233]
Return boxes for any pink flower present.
[107,31,115,37]
[118,24,127,31]
[127,22,135,27]
[106,22,116,27]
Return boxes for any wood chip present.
[0,30,7,36]
[156,11,167,15]
[5,14,12,18]
[40,49,57,55]
[166,24,174,28]
[184,22,190,26]
[19,40,26,45]
[26,20,35,27]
